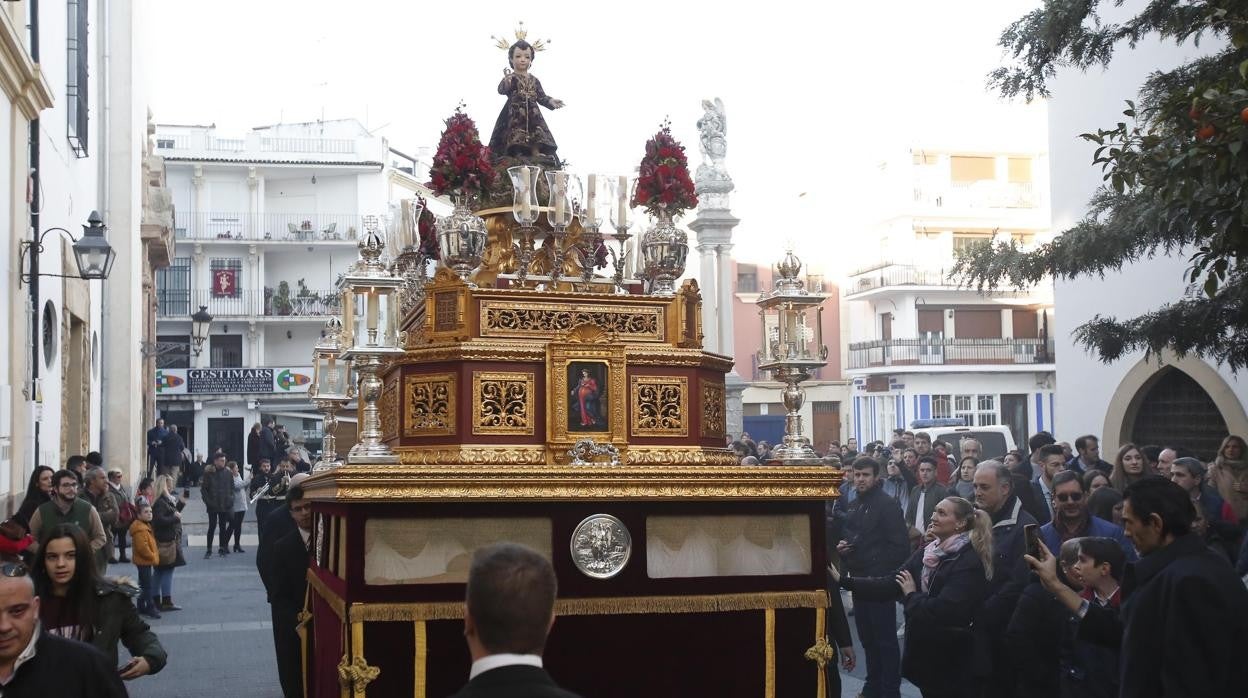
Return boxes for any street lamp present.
[19,210,117,286]
[190,305,214,357]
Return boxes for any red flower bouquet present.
[428,108,496,201]
[631,125,699,217]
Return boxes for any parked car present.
[920,425,1016,461]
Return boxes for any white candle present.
[366,289,379,332]
[554,173,567,223]
[519,166,532,220]
[617,175,629,227]
[586,174,597,224]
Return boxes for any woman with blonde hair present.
[831,496,994,697]
[1207,434,1248,522]
[1109,443,1148,492]
[150,474,187,611]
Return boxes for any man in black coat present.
[1028,477,1248,698]
[162,424,186,481]
[971,459,1037,695]
[145,418,168,478]
[451,543,580,698]
[259,417,279,465]
[0,567,127,697]
[259,483,314,698]
[835,456,910,698]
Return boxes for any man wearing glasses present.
[0,560,127,696]
[1039,470,1138,562]
[25,470,108,556]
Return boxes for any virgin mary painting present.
[568,362,607,432]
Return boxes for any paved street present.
[116,488,282,698]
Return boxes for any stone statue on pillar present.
[689,98,745,440]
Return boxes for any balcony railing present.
[848,264,958,294]
[173,211,363,242]
[913,181,1041,209]
[848,337,1054,369]
[156,288,339,318]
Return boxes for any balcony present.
[848,337,1055,370]
[156,288,339,319]
[847,263,959,297]
[913,181,1041,209]
[173,211,363,242]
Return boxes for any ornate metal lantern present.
[309,315,354,471]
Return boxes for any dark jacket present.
[1060,593,1120,698]
[247,429,262,468]
[973,495,1036,679]
[1040,515,1138,564]
[84,582,168,674]
[257,503,297,602]
[13,491,50,533]
[1029,478,1054,526]
[259,425,278,463]
[2,631,128,698]
[839,484,910,577]
[201,463,235,513]
[1078,533,1248,697]
[449,664,582,698]
[146,425,168,465]
[162,429,186,469]
[1065,457,1112,476]
[904,482,948,532]
[151,493,185,543]
[1005,579,1065,698]
[842,541,990,691]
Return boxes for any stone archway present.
[1102,350,1248,460]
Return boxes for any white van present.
[918,425,1016,461]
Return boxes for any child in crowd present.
[1062,537,1125,698]
[129,501,161,619]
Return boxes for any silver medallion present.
[570,514,631,579]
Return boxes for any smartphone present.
[1023,523,1040,559]
[183,487,191,497]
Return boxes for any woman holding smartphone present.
[830,497,994,698]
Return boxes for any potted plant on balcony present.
[273,281,294,315]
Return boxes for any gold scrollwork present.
[472,371,536,435]
[631,376,688,437]
[700,379,726,439]
[403,373,456,437]
[397,446,547,465]
[378,380,398,441]
[625,446,740,466]
[481,300,664,341]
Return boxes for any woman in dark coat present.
[246,422,262,471]
[832,496,994,698]
[150,475,187,611]
[13,465,55,533]
[32,523,167,679]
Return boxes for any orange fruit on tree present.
[1197,124,1216,140]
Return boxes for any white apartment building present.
[152,119,439,462]
[844,144,1054,452]
[1046,19,1246,460]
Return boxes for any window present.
[156,139,176,149]
[66,0,89,157]
[210,258,243,298]
[1007,157,1032,183]
[155,334,191,369]
[931,394,998,426]
[156,256,191,316]
[737,264,758,293]
[209,334,243,368]
[950,156,995,182]
[953,233,992,254]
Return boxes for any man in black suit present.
[451,543,580,698]
[258,483,313,698]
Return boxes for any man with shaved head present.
[0,559,126,696]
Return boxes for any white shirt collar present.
[469,653,543,680]
[0,622,41,686]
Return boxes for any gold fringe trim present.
[347,590,827,622]
[414,621,427,698]
[307,570,346,622]
[812,607,829,698]
[765,608,776,698]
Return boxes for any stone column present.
[689,98,745,438]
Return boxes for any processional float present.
[301,23,841,698]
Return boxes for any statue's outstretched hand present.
[550,99,566,109]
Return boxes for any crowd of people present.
[822,428,1248,697]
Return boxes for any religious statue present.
[571,367,602,428]
[488,27,565,162]
[695,97,734,209]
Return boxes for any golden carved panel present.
[700,379,727,440]
[300,462,842,502]
[631,376,688,437]
[396,446,547,465]
[403,373,456,437]
[378,380,399,441]
[481,300,664,341]
[472,371,536,436]
[625,447,740,467]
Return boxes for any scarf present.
[921,532,970,592]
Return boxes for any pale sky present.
[146,0,1045,273]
